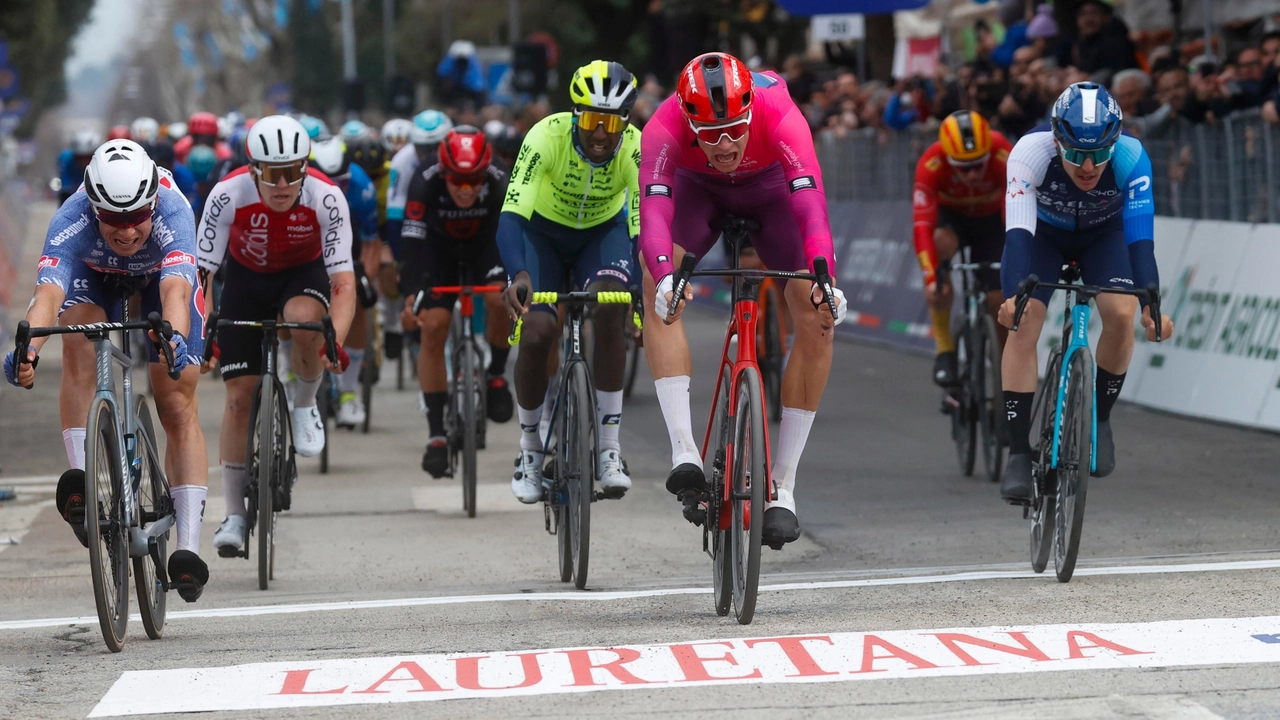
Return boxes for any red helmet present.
[677,52,754,124]
[106,125,132,141]
[438,126,492,181]
[188,111,219,137]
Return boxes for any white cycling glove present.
[813,283,848,326]
[655,274,674,319]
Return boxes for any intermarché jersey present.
[638,71,833,281]
[911,134,1012,283]
[501,112,641,236]
[37,170,198,292]
[196,166,353,276]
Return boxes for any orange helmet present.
[939,110,992,163]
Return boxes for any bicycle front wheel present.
[133,397,169,640]
[1028,351,1062,575]
[565,362,594,589]
[951,320,977,476]
[1054,349,1094,583]
[257,379,279,590]
[318,373,333,474]
[977,315,1004,483]
[86,398,129,652]
[760,285,784,424]
[731,367,766,625]
[708,365,733,617]
[461,340,478,518]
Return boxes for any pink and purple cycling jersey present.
[638,71,835,281]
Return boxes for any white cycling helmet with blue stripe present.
[409,109,453,147]
[1050,82,1123,166]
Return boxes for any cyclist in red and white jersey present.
[195,114,356,557]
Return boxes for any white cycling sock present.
[294,372,322,409]
[655,376,701,468]
[62,427,86,471]
[770,407,816,507]
[518,403,544,452]
[339,348,364,393]
[221,461,247,518]
[597,390,623,452]
[170,485,207,554]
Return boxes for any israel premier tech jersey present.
[1002,127,1157,300]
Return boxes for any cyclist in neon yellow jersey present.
[497,60,641,504]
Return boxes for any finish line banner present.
[91,616,1280,715]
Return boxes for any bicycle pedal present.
[681,500,707,527]
[765,539,786,551]
[597,488,627,500]
[216,545,241,559]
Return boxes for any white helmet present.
[130,117,160,144]
[71,129,102,156]
[247,114,310,163]
[167,122,188,139]
[83,140,160,213]
[380,118,413,150]
[216,116,232,140]
[482,119,506,139]
[448,40,477,58]
[409,110,453,146]
[309,137,349,177]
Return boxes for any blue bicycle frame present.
[1048,301,1097,474]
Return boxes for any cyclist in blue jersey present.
[55,130,101,205]
[997,83,1175,504]
[312,137,381,427]
[5,140,211,600]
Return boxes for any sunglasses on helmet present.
[948,156,989,173]
[253,160,308,185]
[1057,142,1114,167]
[446,171,488,188]
[94,203,155,229]
[688,111,752,145]
[574,109,629,134]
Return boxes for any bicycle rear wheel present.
[133,397,169,640]
[1054,349,1093,583]
[86,398,129,652]
[760,285,784,424]
[461,340,478,518]
[977,315,1004,482]
[708,366,733,617]
[951,320,976,476]
[257,379,279,590]
[564,362,594,589]
[1028,351,1062,575]
[731,367,766,625]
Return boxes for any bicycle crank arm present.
[142,514,176,541]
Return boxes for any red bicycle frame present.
[418,285,504,318]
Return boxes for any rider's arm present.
[637,102,681,281]
[1117,137,1159,306]
[158,277,192,339]
[317,182,357,344]
[154,188,199,338]
[25,201,87,355]
[21,285,65,357]
[768,100,836,274]
[1000,134,1050,298]
[196,180,234,282]
[397,169,433,296]
[497,124,552,279]
[912,150,942,285]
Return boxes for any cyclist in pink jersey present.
[639,52,847,549]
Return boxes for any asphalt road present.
[3,201,1280,719]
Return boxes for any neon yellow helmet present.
[568,61,638,113]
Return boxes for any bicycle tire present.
[1054,349,1093,583]
[1028,352,1061,574]
[731,366,766,625]
[761,286,783,424]
[708,366,733,617]
[952,320,977,476]
[623,334,641,399]
[257,379,277,590]
[566,361,594,589]
[552,390,573,584]
[978,315,1005,483]
[133,397,169,640]
[86,398,129,652]
[317,373,332,474]
[462,340,478,518]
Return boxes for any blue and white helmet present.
[1050,82,1122,150]
[340,120,371,143]
[409,109,453,146]
[299,114,331,141]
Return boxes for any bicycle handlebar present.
[14,313,181,379]
[412,284,505,316]
[201,312,340,364]
[666,253,839,322]
[507,287,633,346]
[1011,274,1163,342]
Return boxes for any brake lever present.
[666,254,698,324]
[320,315,338,365]
[1147,282,1163,342]
[509,286,529,346]
[1011,275,1039,332]
[813,257,838,320]
[202,312,220,363]
[146,312,181,380]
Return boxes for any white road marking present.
[88,615,1280,716]
[0,499,54,555]
[4,556,1280,631]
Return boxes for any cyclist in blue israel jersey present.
[311,137,381,427]
[5,140,211,601]
[997,82,1175,504]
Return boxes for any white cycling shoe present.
[597,449,630,497]
[293,405,325,457]
[337,393,366,428]
[511,450,545,504]
[213,515,248,558]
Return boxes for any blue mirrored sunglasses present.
[1058,143,1114,167]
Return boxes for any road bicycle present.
[358,306,382,434]
[15,301,182,652]
[203,312,338,590]
[1010,263,1161,582]
[938,247,1004,482]
[412,268,503,518]
[510,287,633,589]
[622,292,644,399]
[668,217,838,625]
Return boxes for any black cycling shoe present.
[487,376,514,423]
[167,550,209,603]
[1092,420,1115,477]
[933,351,959,387]
[421,439,450,478]
[665,463,707,495]
[762,507,801,550]
[56,469,88,549]
[1000,453,1034,505]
